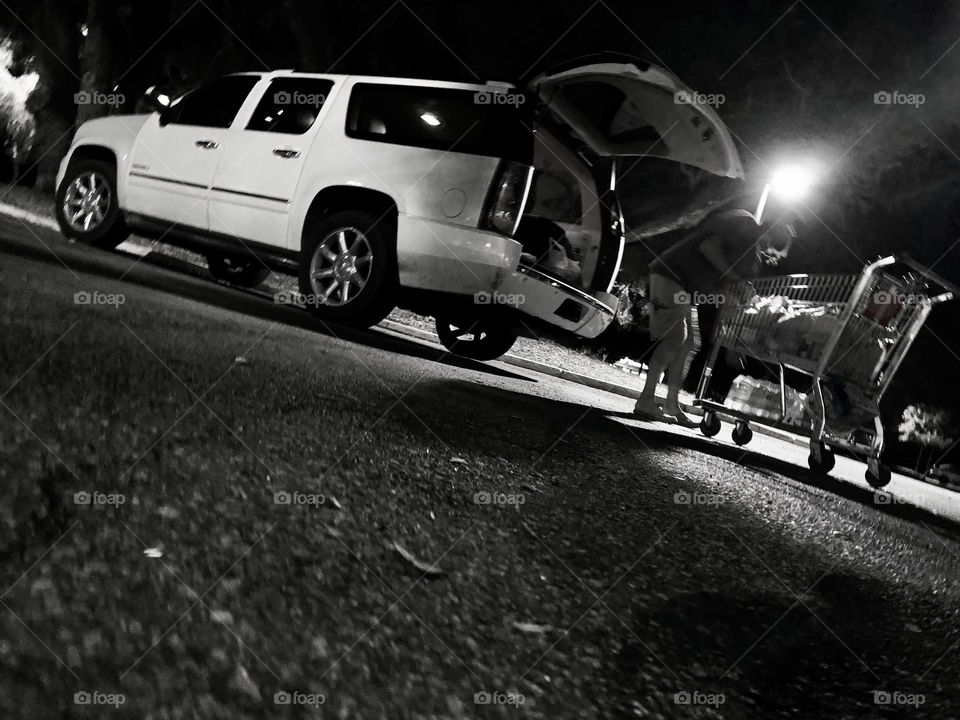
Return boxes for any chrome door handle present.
[272,148,301,159]
[195,140,219,149]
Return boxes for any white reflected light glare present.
[756,163,820,222]
[770,164,818,203]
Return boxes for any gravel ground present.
[1,221,959,719]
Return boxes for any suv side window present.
[345,83,533,162]
[246,78,335,134]
[165,75,260,129]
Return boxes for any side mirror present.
[143,85,172,122]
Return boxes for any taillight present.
[481,161,533,237]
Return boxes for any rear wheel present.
[865,464,892,488]
[299,210,397,327]
[435,317,517,361]
[807,442,836,474]
[699,412,722,438]
[55,158,129,249]
[207,254,271,288]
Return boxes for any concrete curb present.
[0,201,152,258]
[0,202,59,232]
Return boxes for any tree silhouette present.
[898,404,958,473]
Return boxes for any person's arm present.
[699,235,744,284]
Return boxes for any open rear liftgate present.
[694,257,957,488]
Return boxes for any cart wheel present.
[807,444,836,474]
[865,465,892,488]
[732,422,753,446]
[700,412,722,438]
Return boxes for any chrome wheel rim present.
[443,321,493,346]
[220,257,252,274]
[308,227,373,307]
[63,171,111,233]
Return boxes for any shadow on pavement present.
[0,224,531,383]
[604,408,960,539]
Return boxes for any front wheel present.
[299,210,397,327]
[731,421,753,446]
[55,158,129,249]
[207,254,271,288]
[435,317,517,361]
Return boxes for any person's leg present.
[680,303,702,384]
[683,302,714,394]
[661,306,699,426]
[636,338,673,409]
[636,275,687,416]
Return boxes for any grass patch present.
[0,183,55,218]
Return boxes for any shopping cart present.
[694,256,957,487]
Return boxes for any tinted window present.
[346,83,533,162]
[561,81,663,145]
[246,78,334,134]
[166,76,260,129]
[529,169,582,224]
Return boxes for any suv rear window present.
[345,83,533,163]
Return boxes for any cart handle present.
[893,255,960,302]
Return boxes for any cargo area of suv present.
[510,59,745,294]
[512,125,605,291]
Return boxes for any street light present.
[756,163,820,223]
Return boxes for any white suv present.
[55,61,743,359]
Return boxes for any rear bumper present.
[396,215,521,294]
[397,215,618,339]
[500,265,618,339]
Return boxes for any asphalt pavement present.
[1,216,959,719]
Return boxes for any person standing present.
[634,208,795,425]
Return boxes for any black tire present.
[807,444,836,474]
[298,210,397,327]
[865,465,892,488]
[732,422,753,446]
[55,158,129,249]
[207,254,271,288]
[435,317,518,361]
[700,412,722,438]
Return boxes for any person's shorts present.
[648,273,696,344]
